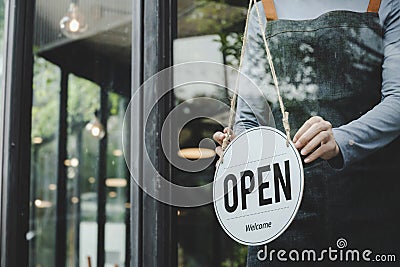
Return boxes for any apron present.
[247,1,400,266]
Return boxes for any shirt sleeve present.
[332,0,400,169]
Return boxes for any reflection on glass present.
[0,0,4,83]
[30,0,132,265]
[66,74,100,266]
[29,58,61,267]
[60,2,88,39]
[174,0,248,266]
[104,92,129,267]
[86,113,106,140]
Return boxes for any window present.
[173,1,248,266]
[2,0,250,266]
[29,0,132,266]
[0,0,4,81]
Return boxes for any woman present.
[214,0,400,265]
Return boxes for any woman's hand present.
[213,127,235,160]
[293,116,340,163]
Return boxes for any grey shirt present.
[273,0,370,20]
[236,0,400,169]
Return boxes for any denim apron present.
[247,8,400,267]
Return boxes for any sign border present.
[213,126,304,246]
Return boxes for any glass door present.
[173,1,248,266]
[29,0,132,266]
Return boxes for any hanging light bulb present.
[86,113,105,139]
[60,2,88,38]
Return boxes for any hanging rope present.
[252,0,291,145]
[221,0,253,155]
[221,0,291,162]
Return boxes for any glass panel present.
[0,0,4,82]
[0,0,5,118]
[174,0,248,266]
[105,92,129,267]
[30,0,132,266]
[66,74,101,266]
[29,57,61,267]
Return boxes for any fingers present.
[213,127,235,146]
[215,159,220,167]
[215,146,223,158]
[304,140,338,163]
[300,131,330,156]
[304,145,326,163]
[223,127,233,136]
[223,127,235,143]
[213,131,225,145]
[293,116,339,164]
[294,118,331,150]
[215,146,223,167]
[293,116,323,144]
[214,127,236,167]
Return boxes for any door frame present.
[0,0,36,266]
[131,0,177,266]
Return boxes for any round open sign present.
[213,126,304,246]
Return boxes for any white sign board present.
[213,126,304,246]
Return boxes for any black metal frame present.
[0,0,36,266]
[97,83,109,267]
[74,127,83,267]
[131,0,177,266]
[55,69,69,267]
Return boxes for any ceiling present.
[34,0,247,94]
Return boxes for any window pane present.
[174,1,248,266]
[104,93,129,267]
[29,57,61,267]
[30,0,132,266]
[66,74,101,266]
[0,0,5,209]
[0,0,4,82]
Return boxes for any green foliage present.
[221,245,248,267]
[109,92,120,116]
[218,32,243,68]
[0,0,4,34]
[67,74,100,133]
[178,1,245,38]
[31,57,104,141]
[31,57,61,141]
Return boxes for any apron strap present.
[367,0,382,13]
[262,0,278,21]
